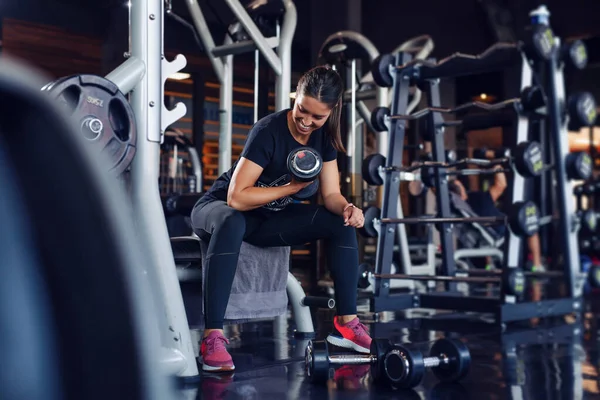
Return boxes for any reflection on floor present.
[183,296,600,400]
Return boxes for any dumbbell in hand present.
[305,338,471,388]
[287,146,322,200]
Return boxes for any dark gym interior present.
[2,1,600,399]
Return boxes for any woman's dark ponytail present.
[296,66,345,153]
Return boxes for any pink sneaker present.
[326,317,372,353]
[200,331,235,372]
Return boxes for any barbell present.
[359,200,541,239]
[305,338,471,389]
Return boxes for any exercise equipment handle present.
[301,296,335,309]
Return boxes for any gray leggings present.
[191,200,359,329]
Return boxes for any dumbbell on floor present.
[287,146,322,200]
[305,338,471,388]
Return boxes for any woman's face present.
[291,94,332,136]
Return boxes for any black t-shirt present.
[200,109,337,212]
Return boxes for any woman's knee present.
[317,207,358,247]
[192,201,246,239]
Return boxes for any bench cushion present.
[170,236,290,327]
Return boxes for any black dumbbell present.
[305,338,471,388]
[568,92,597,131]
[287,147,322,200]
[565,152,593,181]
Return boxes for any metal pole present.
[254,49,259,123]
[275,0,297,111]
[219,34,234,174]
[129,0,198,379]
[184,0,224,82]
[105,56,146,95]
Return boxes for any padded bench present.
[170,236,323,337]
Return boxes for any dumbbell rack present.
[369,7,584,323]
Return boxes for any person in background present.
[449,167,545,271]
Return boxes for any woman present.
[191,66,370,372]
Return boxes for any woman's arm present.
[227,157,309,211]
[319,160,364,227]
[319,160,349,215]
[488,166,508,202]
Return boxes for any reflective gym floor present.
[186,294,600,400]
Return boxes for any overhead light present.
[328,43,347,54]
[480,93,488,100]
[168,72,191,80]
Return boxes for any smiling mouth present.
[296,120,312,132]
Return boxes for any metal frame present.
[318,32,437,291]
[104,0,198,380]
[368,9,584,323]
[186,0,297,174]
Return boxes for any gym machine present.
[318,32,438,292]
[184,0,296,174]
[364,5,593,324]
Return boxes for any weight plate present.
[429,338,471,383]
[530,25,556,61]
[371,54,395,87]
[357,263,372,289]
[358,206,381,238]
[388,345,424,388]
[565,152,592,181]
[305,341,330,383]
[43,74,137,176]
[568,92,597,131]
[371,106,390,132]
[504,268,525,297]
[292,179,320,200]
[581,210,598,234]
[287,146,322,182]
[564,39,588,70]
[514,141,544,178]
[520,85,546,112]
[509,200,540,237]
[362,153,386,186]
[588,265,600,289]
[420,167,436,188]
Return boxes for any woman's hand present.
[343,204,364,228]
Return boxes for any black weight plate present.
[371,106,390,132]
[565,152,592,181]
[357,263,372,289]
[568,92,597,130]
[358,206,381,238]
[430,338,471,383]
[43,74,137,176]
[287,146,322,182]
[292,179,320,200]
[530,25,556,61]
[305,340,330,383]
[520,85,546,112]
[563,39,588,70]
[420,166,436,188]
[514,141,543,178]
[509,200,540,237]
[504,268,525,297]
[372,54,395,87]
[588,265,600,289]
[362,153,386,186]
[581,210,598,234]
[388,345,424,388]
